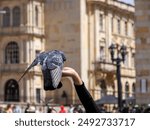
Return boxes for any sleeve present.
[74,82,100,113]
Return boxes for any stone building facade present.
[135,0,150,104]
[45,0,135,105]
[0,0,135,106]
[0,0,45,103]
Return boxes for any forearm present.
[62,67,99,113]
[75,83,99,113]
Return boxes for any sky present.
[119,0,135,5]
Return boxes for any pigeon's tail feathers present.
[18,59,38,82]
[18,67,30,82]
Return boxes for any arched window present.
[5,42,19,64]
[12,6,21,27]
[35,6,39,26]
[117,19,121,34]
[125,82,129,98]
[4,79,20,102]
[2,7,10,27]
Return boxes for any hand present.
[62,67,83,85]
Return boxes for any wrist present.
[72,71,82,85]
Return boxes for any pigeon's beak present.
[18,59,38,82]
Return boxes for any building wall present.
[135,0,150,104]
[45,0,135,104]
[45,0,89,104]
[0,0,136,106]
[0,0,45,103]
[87,0,135,102]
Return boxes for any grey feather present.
[18,50,66,90]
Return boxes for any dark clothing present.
[74,82,99,113]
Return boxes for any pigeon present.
[18,50,66,91]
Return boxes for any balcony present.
[94,61,135,78]
[0,25,45,36]
[94,61,115,73]
[0,63,42,73]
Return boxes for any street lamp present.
[109,43,127,112]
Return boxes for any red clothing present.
[59,105,66,113]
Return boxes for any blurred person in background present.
[5,104,13,113]
[59,105,66,113]
[68,104,74,113]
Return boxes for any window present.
[36,88,41,103]
[111,17,114,33]
[124,52,129,67]
[99,14,103,31]
[125,82,129,98]
[125,21,128,36]
[99,46,105,61]
[5,42,19,64]
[117,19,121,34]
[140,79,148,93]
[132,23,135,37]
[13,6,21,27]
[2,7,10,27]
[132,83,136,98]
[100,80,107,97]
[4,79,19,102]
[131,53,135,67]
[35,6,39,26]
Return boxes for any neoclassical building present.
[0,0,135,106]
[45,0,135,105]
[0,0,45,103]
[135,0,150,105]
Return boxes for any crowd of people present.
[0,103,85,113]
[1,103,150,113]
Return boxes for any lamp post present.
[109,43,127,112]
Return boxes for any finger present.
[63,67,71,70]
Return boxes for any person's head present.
[47,107,57,113]
[60,105,65,110]
[27,103,30,108]
[6,104,12,109]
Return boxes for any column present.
[20,42,24,63]
[25,41,29,63]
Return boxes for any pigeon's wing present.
[38,52,48,65]
[59,51,66,62]
[42,67,62,91]
[42,50,65,90]
[50,66,62,88]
